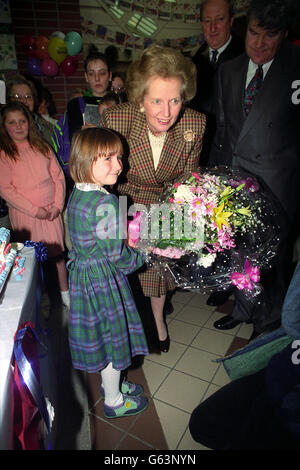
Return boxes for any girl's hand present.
[36,207,50,219]
[48,206,60,221]
[127,237,136,248]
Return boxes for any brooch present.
[183,130,196,142]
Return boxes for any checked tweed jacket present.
[102,102,206,207]
[102,102,206,297]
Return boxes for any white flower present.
[197,253,216,268]
[174,184,194,202]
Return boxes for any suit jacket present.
[101,102,206,206]
[189,33,244,165]
[209,41,300,222]
[190,32,244,116]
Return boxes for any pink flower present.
[217,229,236,249]
[191,197,204,208]
[192,172,201,180]
[152,246,184,258]
[173,182,182,188]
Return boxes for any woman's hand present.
[36,207,50,219]
[127,237,136,248]
[47,206,60,221]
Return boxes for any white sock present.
[60,290,70,309]
[101,362,123,407]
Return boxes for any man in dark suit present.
[190,0,244,307]
[209,0,300,336]
[191,0,244,120]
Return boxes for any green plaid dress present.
[67,183,149,373]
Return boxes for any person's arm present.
[0,156,40,218]
[91,193,145,274]
[67,97,84,141]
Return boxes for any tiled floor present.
[87,290,253,450]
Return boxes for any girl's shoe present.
[159,335,170,353]
[101,380,144,398]
[104,394,148,418]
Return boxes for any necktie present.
[211,49,218,65]
[244,65,263,115]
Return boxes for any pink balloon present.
[60,56,78,76]
[41,58,58,77]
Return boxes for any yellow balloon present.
[48,36,67,65]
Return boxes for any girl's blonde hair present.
[70,127,123,183]
[126,45,197,106]
[0,101,51,161]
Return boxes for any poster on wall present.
[0,0,18,70]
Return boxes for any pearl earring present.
[139,106,145,113]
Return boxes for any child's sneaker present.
[104,394,148,418]
[101,380,144,398]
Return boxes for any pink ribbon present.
[127,212,142,244]
[230,259,260,291]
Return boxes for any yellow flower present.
[237,206,251,216]
[220,186,234,199]
[213,202,233,229]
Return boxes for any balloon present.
[27,57,42,76]
[64,31,82,56]
[51,31,65,41]
[60,56,78,76]
[35,35,49,60]
[21,35,36,57]
[48,37,67,65]
[41,58,58,77]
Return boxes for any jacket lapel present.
[129,107,187,184]
[155,115,185,182]
[129,109,157,184]
[238,46,289,143]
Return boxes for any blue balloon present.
[27,57,42,76]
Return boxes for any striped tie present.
[211,49,218,65]
[244,65,263,115]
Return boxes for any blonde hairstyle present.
[70,127,123,183]
[0,101,51,161]
[126,45,197,105]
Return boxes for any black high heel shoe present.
[159,334,170,353]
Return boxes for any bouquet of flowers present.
[128,166,281,300]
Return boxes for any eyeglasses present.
[111,86,125,93]
[10,93,33,101]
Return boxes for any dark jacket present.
[209,40,300,223]
[189,33,244,165]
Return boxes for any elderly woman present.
[6,74,54,145]
[102,45,206,352]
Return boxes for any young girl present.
[0,102,69,308]
[67,127,148,418]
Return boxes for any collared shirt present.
[209,35,232,63]
[245,58,274,88]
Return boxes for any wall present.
[10,0,86,118]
